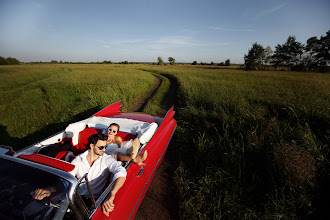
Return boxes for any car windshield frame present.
[0,154,78,220]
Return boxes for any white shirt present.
[69,150,126,197]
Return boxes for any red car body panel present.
[91,104,177,220]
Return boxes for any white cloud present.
[98,35,231,53]
[153,36,230,48]
[254,3,287,20]
[258,3,287,17]
[208,26,254,32]
[154,36,192,46]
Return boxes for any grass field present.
[135,65,330,219]
[0,64,158,148]
[1,64,329,219]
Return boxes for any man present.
[33,133,126,216]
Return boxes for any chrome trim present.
[0,154,77,183]
[0,154,82,218]
[88,180,116,218]
[84,175,96,208]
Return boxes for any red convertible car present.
[0,101,177,219]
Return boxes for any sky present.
[0,0,329,64]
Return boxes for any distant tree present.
[51,60,58,64]
[315,30,330,72]
[244,42,264,70]
[225,59,231,66]
[263,46,273,66]
[210,61,214,65]
[272,36,304,69]
[304,36,319,69]
[157,57,164,65]
[118,61,129,64]
[168,57,175,65]
[192,61,198,65]
[6,57,20,65]
[219,62,225,66]
[0,56,8,65]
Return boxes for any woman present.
[106,123,147,166]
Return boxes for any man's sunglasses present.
[97,145,107,150]
[108,128,118,133]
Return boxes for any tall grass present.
[141,65,330,219]
[0,64,157,149]
[1,64,329,219]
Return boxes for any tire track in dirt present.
[130,76,162,112]
[133,73,179,220]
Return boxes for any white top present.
[69,150,127,197]
[105,139,134,160]
[105,143,120,160]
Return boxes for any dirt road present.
[133,74,179,220]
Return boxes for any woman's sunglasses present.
[108,128,118,134]
[97,145,107,150]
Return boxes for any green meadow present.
[0,64,158,148]
[1,64,329,219]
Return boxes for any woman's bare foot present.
[141,150,148,160]
[133,150,148,166]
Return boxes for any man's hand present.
[101,176,125,216]
[102,192,116,216]
[33,187,55,200]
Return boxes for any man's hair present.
[108,123,120,131]
[89,133,107,145]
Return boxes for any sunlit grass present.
[0,64,157,149]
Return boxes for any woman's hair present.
[108,123,120,131]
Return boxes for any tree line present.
[244,30,330,72]
[2,30,328,72]
[156,57,176,65]
[191,59,231,66]
[0,56,20,65]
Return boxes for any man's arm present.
[101,176,126,216]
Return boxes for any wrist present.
[110,190,117,196]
